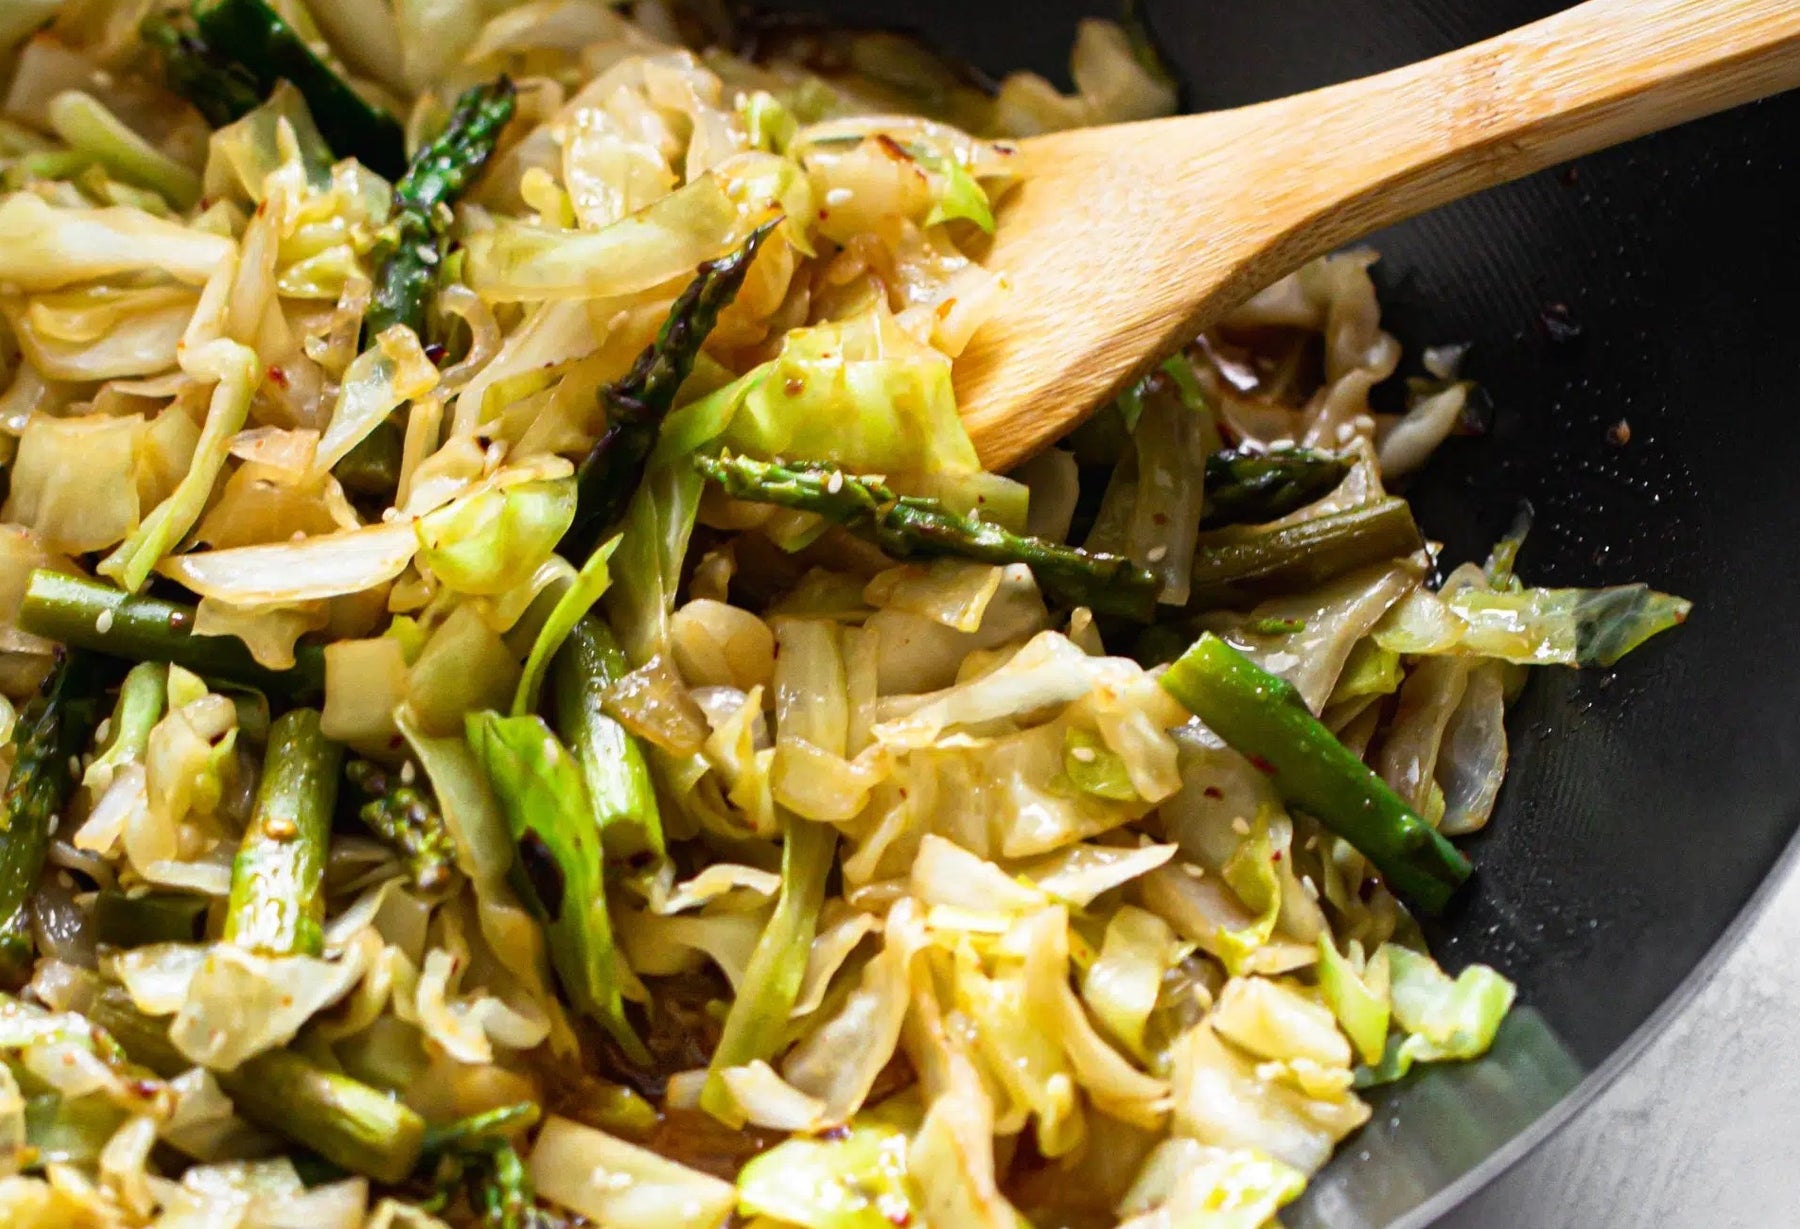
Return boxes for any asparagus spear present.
[224,708,342,956]
[1159,633,1472,914]
[87,989,426,1183]
[1202,446,1351,527]
[561,223,777,559]
[190,0,407,177]
[345,757,457,893]
[422,1100,541,1154]
[333,419,405,498]
[1186,497,1424,609]
[367,77,517,341]
[695,452,1163,620]
[0,651,110,978]
[19,570,325,702]
[92,889,210,947]
[465,712,649,1063]
[550,616,664,863]
[139,15,262,127]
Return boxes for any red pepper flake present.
[424,342,448,364]
[1271,850,1283,862]
[1247,753,1278,776]
[814,1124,851,1142]
[1202,786,1224,799]
[784,376,805,396]
[266,365,288,388]
[817,208,830,220]
[873,133,910,162]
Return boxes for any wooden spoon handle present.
[955,0,1800,470]
[1270,0,1800,261]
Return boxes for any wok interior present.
[790,0,1800,1221]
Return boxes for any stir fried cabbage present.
[0,3,1688,1227]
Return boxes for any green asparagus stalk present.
[224,708,342,956]
[695,452,1162,620]
[550,616,664,863]
[1202,446,1351,527]
[366,77,517,342]
[470,1139,567,1229]
[87,989,426,1183]
[92,889,210,947]
[139,15,263,128]
[0,651,110,978]
[1186,497,1424,609]
[1159,633,1472,914]
[345,757,457,893]
[19,570,326,703]
[562,223,777,559]
[190,0,406,176]
[465,711,649,1064]
[333,419,405,498]
[422,1100,541,1154]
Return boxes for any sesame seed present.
[1301,874,1320,900]
[1145,545,1168,563]
[825,187,853,206]
[826,470,844,494]
[1231,817,1251,836]
[1180,862,1206,879]
[56,872,74,890]
[95,609,114,634]
[67,756,81,777]
[95,718,112,745]
[399,760,416,786]
[1352,414,1376,434]
[1070,745,1097,763]
[1270,439,1296,452]
[1305,834,1319,851]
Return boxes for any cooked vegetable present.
[92,889,210,947]
[367,77,517,341]
[190,0,407,176]
[0,7,1689,1223]
[1161,633,1472,914]
[224,708,341,955]
[1188,497,1425,608]
[700,816,835,1121]
[86,989,425,1182]
[18,571,326,702]
[562,223,777,559]
[1204,446,1352,526]
[550,615,664,863]
[346,757,456,893]
[466,711,647,1062]
[140,15,263,127]
[0,651,109,975]
[696,452,1160,619]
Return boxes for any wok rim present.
[1395,825,1800,1226]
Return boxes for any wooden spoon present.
[956,0,1800,471]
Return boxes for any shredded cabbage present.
[0,6,1685,1225]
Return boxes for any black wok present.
[798,0,1800,1223]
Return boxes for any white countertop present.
[1434,853,1800,1227]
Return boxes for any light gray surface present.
[1440,861,1800,1228]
